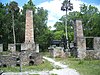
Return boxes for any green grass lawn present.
[40,51,51,57]
[56,57,100,75]
[22,60,54,71]
[0,60,54,72]
[29,74,39,75]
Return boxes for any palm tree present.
[9,1,19,45]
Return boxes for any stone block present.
[77,50,86,59]
[94,37,100,50]
[0,44,3,52]
[21,43,35,51]
[49,47,66,58]
[77,38,86,50]
[77,38,86,59]
[36,44,39,53]
[76,20,84,38]
[8,44,16,52]
[70,43,74,48]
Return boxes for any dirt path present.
[43,56,80,75]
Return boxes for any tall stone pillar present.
[23,9,35,51]
[25,10,34,43]
[75,20,86,59]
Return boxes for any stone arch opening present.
[29,56,35,59]
[3,64,7,67]
[16,58,20,61]
[29,61,34,66]
[16,64,20,66]
[29,56,32,59]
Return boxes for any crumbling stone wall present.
[0,50,42,67]
[0,55,17,67]
[74,20,100,59]
[29,53,42,65]
[85,50,100,59]
[18,50,42,66]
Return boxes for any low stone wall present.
[49,47,66,58]
[85,50,100,59]
[0,55,17,67]
[21,43,35,51]
[29,53,42,65]
[21,50,42,66]
[0,50,43,67]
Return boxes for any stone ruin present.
[72,20,100,59]
[48,40,70,58]
[0,9,42,67]
[49,20,100,59]
[49,46,66,58]
[73,20,86,59]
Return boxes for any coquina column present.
[25,9,34,43]
[75,20,86,59]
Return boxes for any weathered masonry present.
[0,9,42,67]
[74,20,100,59]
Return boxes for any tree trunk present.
[12,11,16,45]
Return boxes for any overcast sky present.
[1,0,100,30]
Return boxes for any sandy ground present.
[2,56,80,75]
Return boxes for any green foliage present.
[53,14,74,42]
[22,60,54,71]
[22,0,35,13]
[53,4,100,44]
[9,1,19,13]
[78,60,84,65]
[0,51,11,55]
[9,1,19,44]
[80,4,100,36]
[51,74,57,75]
[0,66,19,72]
[54,21,65,31]
[29,74,39,75]
[53,30,64,40]
[34,7,50,51]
